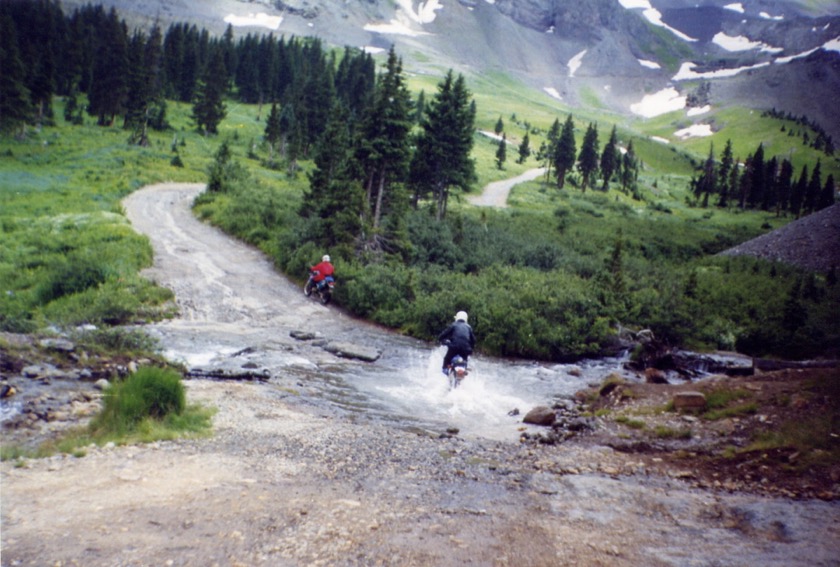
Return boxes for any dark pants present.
[443,347,470,371]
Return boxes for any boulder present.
[673,391,707,412]
[322,342,381,362]
[645,367,668,384]
[523,406,556,426]
[290,330,324,341]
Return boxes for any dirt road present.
[2,183,838,566]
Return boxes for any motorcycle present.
[446,354,469,390]
[304,272,335,305]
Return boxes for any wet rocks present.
[673,391,707,412]
[523,406,555,426]
[321,342,381,363]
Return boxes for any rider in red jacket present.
[306,254,335,295]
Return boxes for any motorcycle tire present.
[320,292,331,305]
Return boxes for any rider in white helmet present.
[438,311,476,376]
[306,254,335,294]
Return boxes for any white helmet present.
[322,254,331,262]
[454,311,468,322]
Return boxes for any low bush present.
[91,366,186,435]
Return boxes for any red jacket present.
[310,261,334,282]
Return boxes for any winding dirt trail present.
[2,183,839,567]
[468,168,545,208]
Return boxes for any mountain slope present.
[57,0,840,138]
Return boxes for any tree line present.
[689,140,836,215]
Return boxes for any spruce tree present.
[409,70,476,220]
[790,165,808,217]
[517,132,531,164]
[599,125,619,191]
[819,174,836,210]
[542,118,561,182]
[621,140,639,196]
[0,13,32,134]
[577,122,600,192]
[554,115,576,189]
[302,105,365,248]
[496,134,507,169]
[264,102,283,165]
[87,8,128,125]
[717,140,734,207]
[494,115,504,135]
[356,47,412,232]
[804,159,822,214]
[776,159,794,215]
[192,48,228,135]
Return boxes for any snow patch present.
[616,0,697,42]
[362,46,387,55]
[638,59,661,69]
[568,50,587,77]
[723,3,744,13]
[630,87,686,118]
[712,32,783,53]
[760,12,784,21]
[775,47,819,64]
[675,124,713,139]
[544,87,563,101]
[673,61,770,81]
[687,105,710,117]
[824,37,840,54]
[224,13,283,30]
[651,136,670,144]
[364,0,442,37]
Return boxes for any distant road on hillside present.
[468,168,545,208]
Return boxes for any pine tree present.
[790,164,808,217]
[192,47,228,135]
[747,143,766,208]
[776,159,794,215]
[554,114,576,189]
[517,132,531,164]
[409,70,476,220]
[496,134,507,169]
[264,102,283,165]
[804,159,822,214]
[87,8,128,125]
[494,115,504,135]
[717,140,734,207]
[621,140,639,196]
[695,144,716,207]
[302,104,365,248]
[356,47,412,232]
[0,12,32,134]
[542,118,561,182]
[577,122,600,192]
[819,174,836,210]
[599,125,619,191]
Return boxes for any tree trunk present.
[373,169,386,229]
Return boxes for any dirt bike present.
[446,354,469,389]
[304,272,335,305]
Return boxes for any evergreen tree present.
[264,102,283,165]
[599,125,619,191]
[413,89,426,124]
[790,164,808,217]
[496,133,507,169]
[494,115,504,135]
[620,140,639,196]
[302,104,365,248]
[409,70,476,220]
[717,140,734,207]
[804,159,822,214]
[192,47,228,135]
[554,114,576,189]
[819,174,836,210]
[0,12,31,134]
[746,143,765,208]
[695,144,716,207]
[776,159,794,215]
[762,156,779,211]
[356,47,412,233]
[207,139,245,193]
[517,132,531,164]
[87,8,128,125]
[542,118,561,182]
[577,122,599,192]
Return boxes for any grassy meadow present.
[1,67,838,361]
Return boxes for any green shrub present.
[92,367,186,435]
